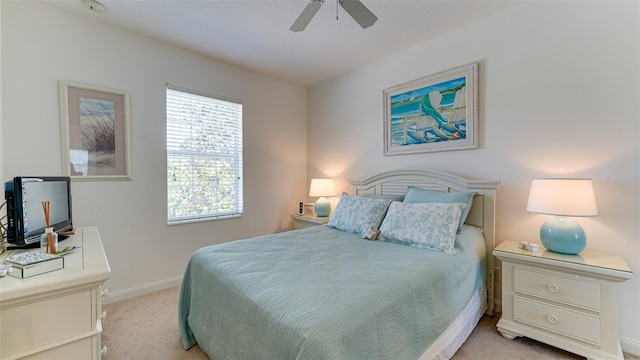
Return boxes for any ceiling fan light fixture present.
[82,0,105,14]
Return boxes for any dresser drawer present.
[1,290,93,358]
[514,296,599,345]
[22,336,94,360]
[514,267,600,311]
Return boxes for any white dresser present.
[493,241,632,360]
[0,227,111,360]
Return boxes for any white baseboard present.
[493,299,502,314]
[620,336,640,357]
[102,276,183,304]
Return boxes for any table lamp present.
[526,178,598,255]
[309,178,335,217]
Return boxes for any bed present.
[179,170,500,359]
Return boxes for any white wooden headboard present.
[349,169,500,315]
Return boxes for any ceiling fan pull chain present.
[336,0,339,21]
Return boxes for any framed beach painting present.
[383,63,478,155]
[60,80,132,180]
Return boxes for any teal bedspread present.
[179,225,486,360]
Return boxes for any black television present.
[4,176,73,248]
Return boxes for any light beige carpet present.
[103,286,638,360]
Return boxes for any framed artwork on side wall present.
[383,63,478,155]
[59,80,132,181]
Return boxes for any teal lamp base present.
[314,197,331,217]
[540,216,586,255]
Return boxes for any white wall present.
[308,1,640,354]
[1,2,308,300]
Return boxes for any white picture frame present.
[303,203,315,217]
[383,63,478,155]
[59,80,132,181]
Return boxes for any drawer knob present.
[100,311,107,321]
[101,345,108,356]
[547,283,559,293]
[101,289,109,298]
[547,314,559,324]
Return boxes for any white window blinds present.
[166,84,243,224]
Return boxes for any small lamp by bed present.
[526,178,598,255]
[309,178,336,217]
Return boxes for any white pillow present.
[379,202,465,254]
[327,194,392,236]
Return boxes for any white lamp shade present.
[526,178,598,217]
[309,178,336,197]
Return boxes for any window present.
[166,84,243,224]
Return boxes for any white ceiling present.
[51,0,518,88]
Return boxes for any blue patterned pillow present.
[379,202,465,254]
[403,187,475,234]
[327,194,392,236]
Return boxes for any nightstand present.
[290,214,330,230]
[493,241,632,360]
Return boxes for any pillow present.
[403,187,475,234]
[327,194,392,236]
[359,193,406,202]
[379,202,465,254]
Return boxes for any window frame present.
[166,83,244,225]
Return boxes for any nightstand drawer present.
[514,296,599,345]
[514,267,600,311]
[293,220,319,230]
[290,215,329,230]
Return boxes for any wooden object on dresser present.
[493,241,632,360]
[290,214,330,230]
[0,226,111,360]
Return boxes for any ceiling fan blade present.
[290,0,324,32]
[339,0,377,29]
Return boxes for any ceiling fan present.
[290,0,378,32]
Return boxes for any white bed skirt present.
[418,285,487,360]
